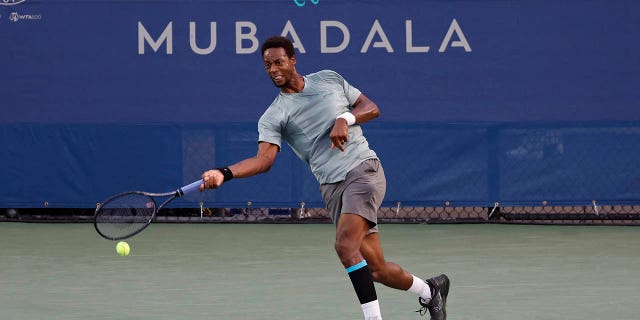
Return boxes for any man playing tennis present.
[200,36,450,320]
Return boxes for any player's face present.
[263,48,296,89]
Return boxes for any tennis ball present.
[116,241,130,256]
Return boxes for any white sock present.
[407,275,431,301]
[361,300,382,320]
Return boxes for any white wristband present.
[337,112,356,126]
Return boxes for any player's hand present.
[200,169,225,190]
[330,118,349,152]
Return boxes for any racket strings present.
[95,193,156,240]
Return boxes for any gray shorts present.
[319,158,386,233]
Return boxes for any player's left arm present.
[331,94,379,151]
[350,94,380,124]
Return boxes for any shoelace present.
[416,305,428,316]
[416,297,430,316]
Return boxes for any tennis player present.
[200,36,450,320]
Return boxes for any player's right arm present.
[331,94,379,152]
[200,141,279,190]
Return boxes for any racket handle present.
[180,180,203,195]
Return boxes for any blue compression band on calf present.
[346,260,368,273]
[346,260,377,304]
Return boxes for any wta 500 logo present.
[9,11,41,22]
[0,0,27,6]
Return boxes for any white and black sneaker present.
[417,274,450,320]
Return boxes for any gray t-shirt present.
[258,70,378,184]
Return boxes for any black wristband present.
[216,167,234,182]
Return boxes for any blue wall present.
[1,0,639,208]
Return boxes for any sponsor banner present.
[1,0,638,123]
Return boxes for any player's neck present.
[280,74,305,94]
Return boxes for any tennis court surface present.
[1,223,639,319]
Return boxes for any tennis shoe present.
[416,274,450,320]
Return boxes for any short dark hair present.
[261,36,295,58]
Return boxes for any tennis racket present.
[94,180,203,240]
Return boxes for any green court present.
[1,223,638,319]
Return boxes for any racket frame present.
[94,181,201,240]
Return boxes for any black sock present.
[346,260,377,304]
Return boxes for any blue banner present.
[1,0,639,208]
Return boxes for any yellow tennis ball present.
[116,241,130,256]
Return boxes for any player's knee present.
[334,239,351,256]
[334,239,358,263]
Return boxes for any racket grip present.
[180,180,203,195]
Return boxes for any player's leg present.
[335,213,370,267]
[335,213,381,320]
[360,233,450,319]
[359,232,414,289]
[321,173,380,319]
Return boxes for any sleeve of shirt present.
[258,106,284,150]
[326,70,362,107]
[342,77,362,107]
